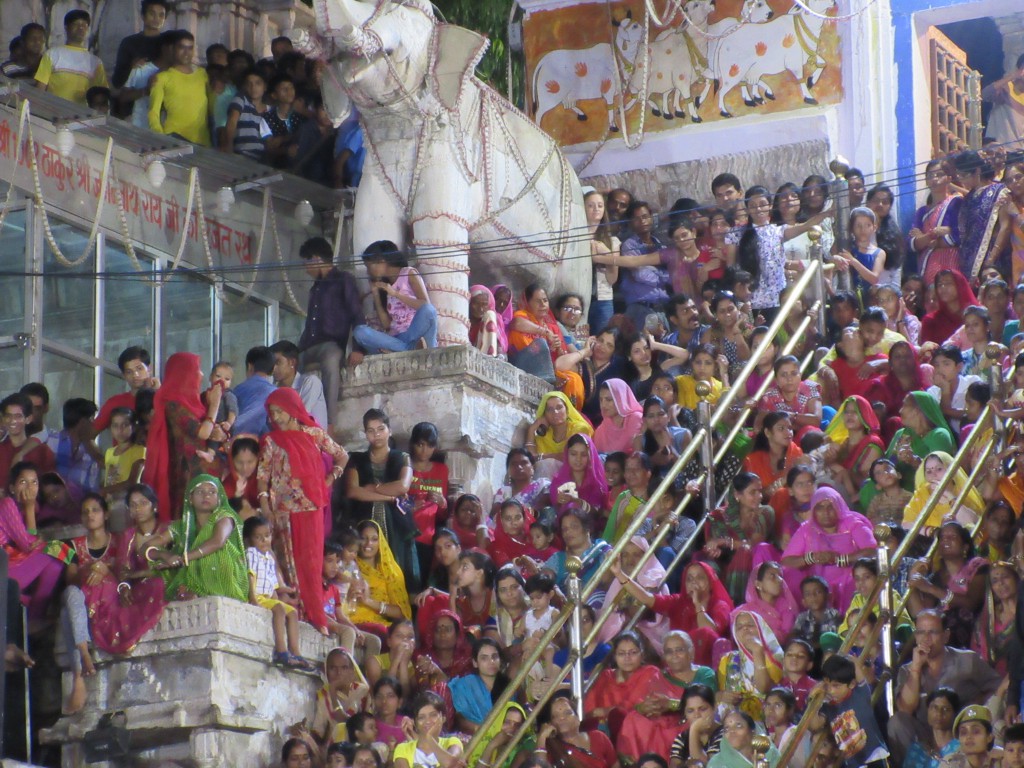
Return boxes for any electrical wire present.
[3,137,1021,286]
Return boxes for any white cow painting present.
[530,12,645,132]
[645,0,714,123]
[713,0,838,117]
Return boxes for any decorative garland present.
[0,99,29,235]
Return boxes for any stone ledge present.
[41,597,332,767]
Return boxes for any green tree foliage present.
[432,0,521,99]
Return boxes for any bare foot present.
[79,646,97,677]
[66,674,87,714]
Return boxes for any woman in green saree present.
[144,474,248,602]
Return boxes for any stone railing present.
[41,597,335,768]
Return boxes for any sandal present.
[286,653,317,672]
[272,651,291,667]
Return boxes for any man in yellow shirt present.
[148,31,212,146]
[983,53,1024,146]
[34,10,108,106]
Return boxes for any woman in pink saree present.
[779,487,877,612]
[550,433,609,524]
[597,536,670,653]
[593,379,644,454]
[908,159,962,286]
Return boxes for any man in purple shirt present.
[297,237,365,426]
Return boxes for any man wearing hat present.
[889,610,1003,764]
[937,705,999,768]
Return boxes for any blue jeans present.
[353,304,438,354]
[588,299,614,336]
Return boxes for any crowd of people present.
[0,2,363,187]
[5,7,1024,765]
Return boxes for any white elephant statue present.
[303,0,591,345]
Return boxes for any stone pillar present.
[336,346,548,501]
[40,598,336,768]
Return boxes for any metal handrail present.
[469,263,822,754]
[783,405,998,765]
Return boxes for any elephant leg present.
[411,216,471,346]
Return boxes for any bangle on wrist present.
[145,546,159,563]
[257,491,269,500]
[117,581,131,594]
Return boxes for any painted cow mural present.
[523,0,841,147]
[531,11,645,132]
[714,0,839,117]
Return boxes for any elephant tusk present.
[339,24,382,57]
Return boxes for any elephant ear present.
[430,24,490,112]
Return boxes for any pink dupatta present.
[593,378,644,454]
[551,433,609,512]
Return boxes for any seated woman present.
[372,675,414,745]
[469,703,535,768]
[780,487,877,612]
[920,270,978,346]
[604,452,654,544]
[311,647,370,748]
[538,690,620,768]
[902,451,985,537]
[874,283,921,347]
[764,687,813,768]
[821,395,885,500]
[146,474,248,602]
[634,396,693,481]
[393,691,463,768]
[551,434,609,523]
[741,561,798,642]
[768,465,816,553]
[755,355,823,440]
[618,631,717,762]
[903,688,961,768]
[349,519,413,629]
[597,537,670,652]
[704,472,776,603]
[626,335,666,403]
[488,500,536,569]
[705,291,752,383]
[60,492,165,713]
[450,550,496,634]
[817,325,886,409]
[906,522,987,648]
[717,610,784,722]
[670,684,725,768]
[743,413,803,501]
[535,510,612,598]
[710,710,781,768]
[365,619,416,689]
[491,449,551,525]
[352,241,438,354]
[469,285,508,358]
[525,392,595,478]
[581,328,632,427]
[955,305,995,377]
[610,560,733,667]
[864,341,934,445]
[492,565,529,659]
[413,608,474,686]
[1,461,65,624]
[584,631,662,744]
[450,638,509,735]
[971,560,1018,676]
[861,391,954,511]
[593,379,644,455]
[221,436,260,519]
[508,284,586,406]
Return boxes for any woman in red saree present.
[865,340,934,445]
[507,284,586,408]
[583,631,662,746]
[610,559,733,667]
[822,395,885,498]
[256,388,348,631]
[221,435,260,519]
[488,499,535,568]
[617,630,717,761]
[144,352,225,522]
[920,270,978,346]
[540,690,620,768]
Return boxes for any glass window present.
[278,306,306,346]
[221,293,267,370]
[41,349,96,413]
[42,217,96,352]
[0,345,26,397]
[162,271,213,372]
[103,240,155,364]
[0,209,27,337]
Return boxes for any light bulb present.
[296,199,314,226]
[217,186,235,215]
[146,160,166,188]
[56,128,76,158]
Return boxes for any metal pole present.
[696,383,715,512]
[565,555,584,721]
[829,156,851,293]
[752,735,771,768]
[874,524,895,716]
[809,227,827,338]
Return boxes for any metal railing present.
[465,263,825,757]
